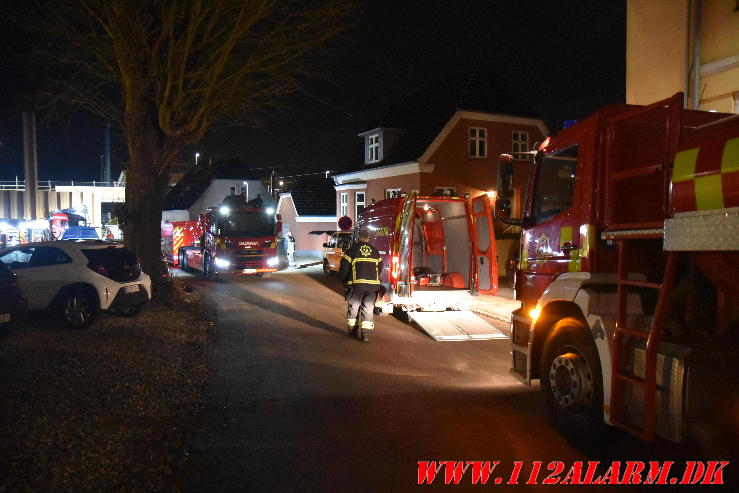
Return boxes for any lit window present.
[340,192,348,217]
[355,192,365,218]
[367,134,380,163]
[434,187,456,197]
[385,188,401,199]
[512,131,530,159]
[468,127,487,158]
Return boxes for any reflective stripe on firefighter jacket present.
[339,242,383,286]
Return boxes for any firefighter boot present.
[347,318,357,337]
[360,321,374,342]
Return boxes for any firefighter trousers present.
[346,285,379,331]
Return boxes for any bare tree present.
[13,0,352,295]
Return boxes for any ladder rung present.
[613,421,646,440]
[619,279,662,289]
[616,327,649,338]
[614,372,646,386]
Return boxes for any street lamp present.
[195,152,200,165]
[243,181,249,200]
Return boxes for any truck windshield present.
[531,144,579,223]
[218,211,274,237]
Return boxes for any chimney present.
[22,111,39,219]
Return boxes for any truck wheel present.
[323,259,332,275]
[540,317,604,437]
[202,253,212,279]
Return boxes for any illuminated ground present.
[179,265,720,492]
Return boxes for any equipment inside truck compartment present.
[410,199,470,290]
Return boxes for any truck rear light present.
[390,255,400,282]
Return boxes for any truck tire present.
[539,317,604,438]
[202,253,212,279]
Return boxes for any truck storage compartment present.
[410,199,471,291]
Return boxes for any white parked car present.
[0,240,152,328]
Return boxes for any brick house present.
[332,69,547,226]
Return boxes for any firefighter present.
[340,229,383,342]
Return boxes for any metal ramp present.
[408,310,508,341]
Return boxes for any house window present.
[385,188,402,199]
[240,186,246,197]
[434,187,456,197]
[230,186,237,195]
[340,192,348,217]
[468,127,487,158]
[367,134,380,163]
[512,131,530,159]
[355,192,365,218]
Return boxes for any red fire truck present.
[165,195,284,278]
[506,93,738,448]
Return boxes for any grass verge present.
[0,280,208,491]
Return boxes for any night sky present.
[0,0,625,182]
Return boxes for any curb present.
[296,261,322,269]
[468,306,512,324]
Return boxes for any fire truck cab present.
[507,93,738,449]
[172,195,284,278]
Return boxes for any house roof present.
[286,175,336,216]
[335,67,539,174]
[163,157,262,210]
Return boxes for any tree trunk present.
[123,108,170,299]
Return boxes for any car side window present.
[28,247,73,268]
[0,247,35,269]
[327,235,336,248]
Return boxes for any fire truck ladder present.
[610,236,679,441]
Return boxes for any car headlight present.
[266,256,279,267]
[214,257,231,268]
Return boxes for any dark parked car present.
[0,261,25,326]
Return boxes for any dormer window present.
[367,133,380,163]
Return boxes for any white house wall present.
[1,186,124,227]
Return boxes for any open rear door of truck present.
[392,194,417,298]
[471,194,498,295]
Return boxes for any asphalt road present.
[179,266,728,492]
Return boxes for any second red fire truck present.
[162,195,284,278]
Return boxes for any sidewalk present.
[467,287,520,324]
[293,256,520,324]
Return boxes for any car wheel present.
[59,290,98,329]
[323,259,331,275]
[540,317,604,437]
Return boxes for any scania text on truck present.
[169,195,284,278]
[504,93,738,450]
